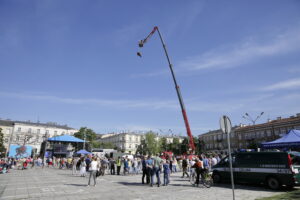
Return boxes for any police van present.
[212,151,300,189]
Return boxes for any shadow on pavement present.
[117,182,148,187]
[64,183,87,187]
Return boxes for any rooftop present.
[0,119,76,130]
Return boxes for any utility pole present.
[83,128,86,150]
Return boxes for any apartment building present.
[0,119,78,155]
[99,132,184,154]
[235,113,300,150]
[199,113,300,152]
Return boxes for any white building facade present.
[99,132,184,154]
[0,120,78,155]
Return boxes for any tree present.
[180,137,189,154]
[136,138,147,155]
[196,137,205,155]
[0,128,6,157]
[168,137,180,155]
[159,137,168,152]
[74,127,97,149]
[92,141,117,149]
[137,131,160,156]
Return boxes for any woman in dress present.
[80,157,87,177]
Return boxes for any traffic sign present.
[220,115,232,134]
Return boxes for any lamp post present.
[83,128,86,150]
[242,112,264,125]
[242,112,264,149]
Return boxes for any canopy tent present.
[261,129,300,148]
[76,149,91,154]
[47,135,85,143]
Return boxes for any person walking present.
[110,158,116,175]
[169,159,173,173]
[151,154,162,187]
[181,157,189,178]
[80,157,87,177]
[85,156,91,172]
[116,156,122,175]
[192,157,204,187]
[123,157,129,175]
[189,158,196,183]
[87,157,99,187]
[146,156,153,186]
[72,157,78,175]
[172,158,177,172]
[163,160,170,186]
[141,156,150,184]
[133,158,138,174]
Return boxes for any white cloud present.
[0,91,178,110]
[178,27,300,71]
[0,91,274,114]
[262,78,300,91]
[288,67,300,73]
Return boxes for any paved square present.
[0,168,289,200]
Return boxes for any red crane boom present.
[138,26,195,152]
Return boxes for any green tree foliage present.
[136,131,160,155]
[136,138,147,155]
[159,137,168,152]
[74,127,97,148]
[167,137,180,155]
[0,128,6,156]
[180,137,189,154]
[92,141,117,149]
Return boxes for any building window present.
[28,128,32,133]
[135,144,138,148]
[62,131,65,135]
[46,130,49,135]
[129,137,132,141]
[18,127,21,132]
[54,131,57,136]
[37,129,40,134]
[129,144,132,148]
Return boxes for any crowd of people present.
[1,152,224,188]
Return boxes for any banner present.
[9,145,32,158]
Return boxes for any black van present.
[212,151,300,189]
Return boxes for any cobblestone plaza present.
[0,168,291,200]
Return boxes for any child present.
[163,160,170,186]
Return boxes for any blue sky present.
[1,0,300,135]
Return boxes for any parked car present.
[212,151,300,190]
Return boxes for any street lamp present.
[242,112,264,150]
[83,128,86,150]
[243,112,264,125]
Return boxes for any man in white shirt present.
[211,156,218,167]
[87,157,99,186]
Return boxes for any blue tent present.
[76,149,91,154]
[261,129,300,148]
[47,135,85,143]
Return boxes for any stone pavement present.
[0,167,289,200]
